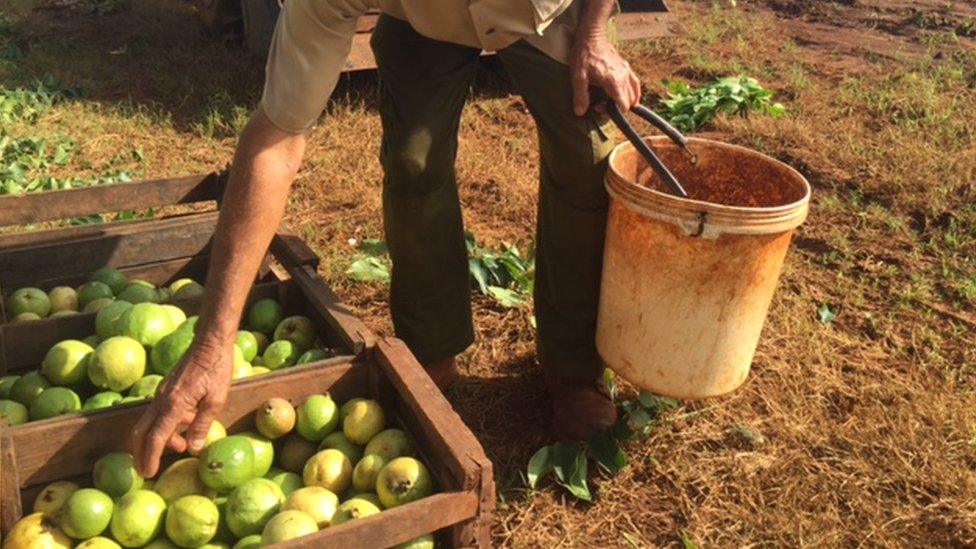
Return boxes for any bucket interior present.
[621,139,809,209]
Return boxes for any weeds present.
[345,232,535,309]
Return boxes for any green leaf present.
[587,429,627,474]
[817,302,836,324]
[551,441,591,501]
[356,238,388,257]
[469,258,490,295]
[732,422,767,446]
[346,255,390,283]
[487,286,526,308]
[526,445,554,489]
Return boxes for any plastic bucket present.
[596,137,811,399]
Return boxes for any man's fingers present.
[168,432,188,454]
[138,405,183,478]
[629,72,642,108]
[572,69,590,117]
[185,396,224,453]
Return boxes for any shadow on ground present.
[3,0,515,134]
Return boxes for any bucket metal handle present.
[605,101,691,199]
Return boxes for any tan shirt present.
[260,0,580,133]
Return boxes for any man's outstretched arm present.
[133,110,306,477]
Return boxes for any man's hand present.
[570,0,642,116]
[132,338,233,477]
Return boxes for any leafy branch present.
[658,75,786,132]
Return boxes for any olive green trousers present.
[371,14,615,380]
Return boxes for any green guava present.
[41,340,94,386]
[7,287,52,317]
[376,457,433,508]
[262,340,299,371]
[0,375,19,399]
[265,468,304,497]
[83,391,124,411]
[165,495,219,548]
[154,457,216,503]
[48,286,78,313]
[255,397,295,440]
[279,433,318,474]
[83,297,115,313]
[330,498,380,525]
[150,327,194,376]
[234,330,259,362]
[302,449,352,494]
[296,393,339,441]
[281,486,338,528]
[160,304,187,328]
[29,387,82,420]
[247,299,283,336]
[0,399,29,426]
[225,477,285,538]
[129,374,164,398]
[199,435,256,492]
[93,452,144,498]
[273,316,316,353]
[339,397,366,421]
[116,282,157,304]
[10,371,51,406]
[91,266,129,295]
[296,348,333,365]
[363,428,413,462]
[95,300,133,340]
[318,431,364,465]
[346,492,382,508]
[76,536,123,548]
[33,480,79,515]
[3,512,72,549]
[237,431,275,477]
[252,332,269,355]
[110,490,167,548]
[172,281,205,301]
[60,488,114,539]
[352,454,386,493]
[87,336,146,392]
[188,420,227,457]
[342,399,386,445]
[78,281,114,310]
[231,534,262,549]
[119,303,176,347]
[259,510,318,544]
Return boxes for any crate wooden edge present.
[0,172,226,229]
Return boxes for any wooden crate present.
[0,338,494,547]
[0,171,374,374]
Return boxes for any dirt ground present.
[1,0,975,546]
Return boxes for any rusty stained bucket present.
[596,137,811,399]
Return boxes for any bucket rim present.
[607,136,812,216]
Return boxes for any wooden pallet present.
[0,338,495,546]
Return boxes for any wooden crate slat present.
[278,491,478,548]
[0,172,224,228]
[270,228,320,269]
[0,213,219,290]
[284,265,374,355]
[0,427,22,538]
[7,358,362,487]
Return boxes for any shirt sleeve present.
[260,0,372,133]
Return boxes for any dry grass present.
[2,0,975,546]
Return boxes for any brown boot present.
[543,367,618,441]
[424,357,458,390]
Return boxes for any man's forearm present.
[195,110,307,348]
[577,0,616,40]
